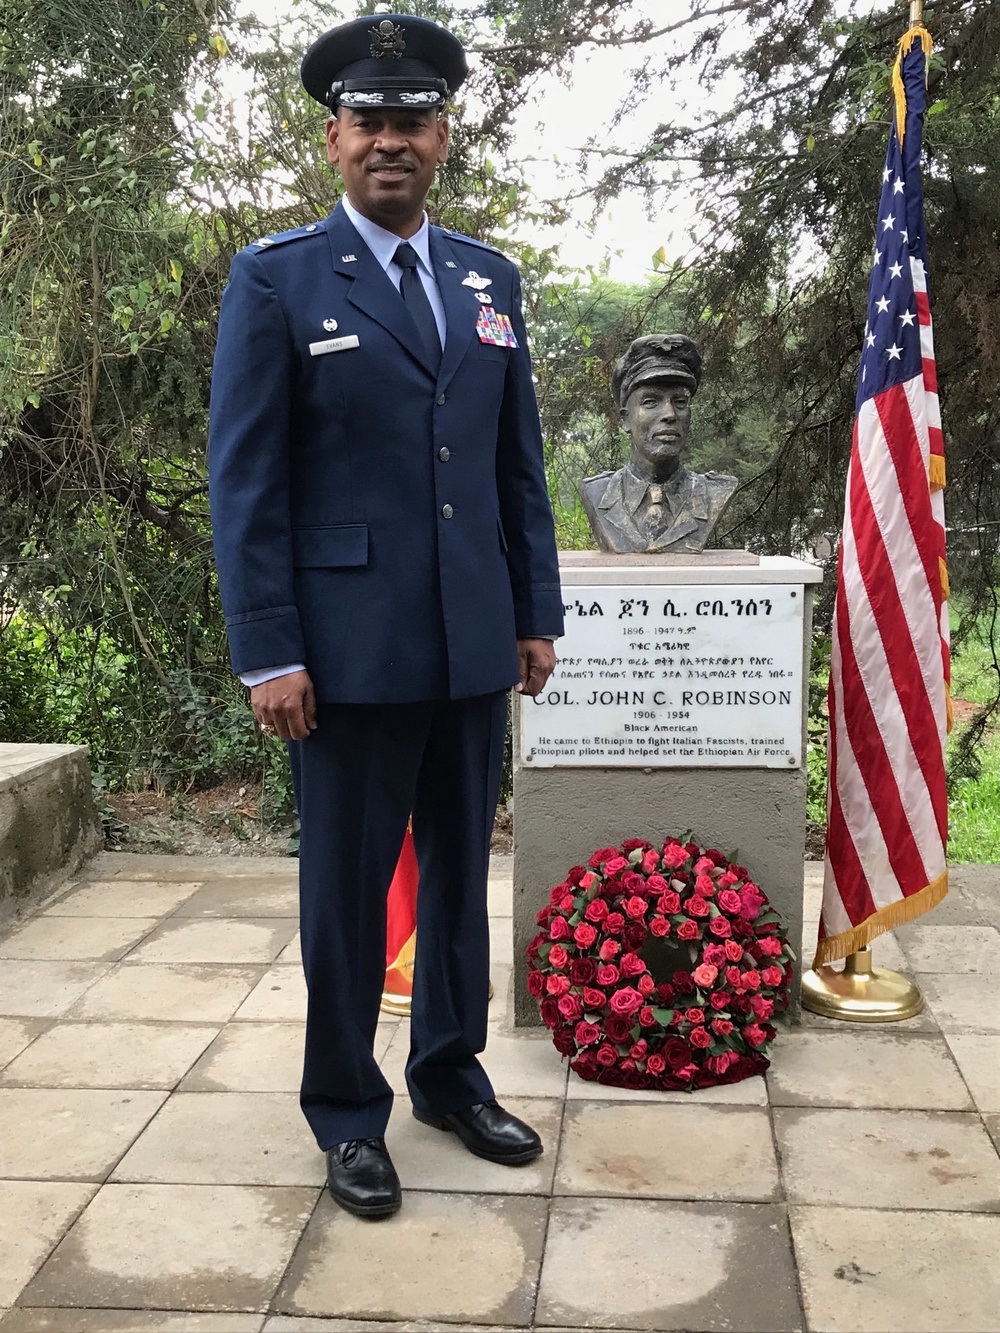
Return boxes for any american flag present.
[816,26,950,967]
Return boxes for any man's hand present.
[515,638,556,697]
[250,670,317,742]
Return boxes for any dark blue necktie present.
[394,242,442,370]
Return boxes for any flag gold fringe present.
[813,869,948,967]
[892,24,933,146]
[939,556,950,600]
[946,693,954,732]
[929,453,946,489]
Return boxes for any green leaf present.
[806,134,816,151]
[928,99,948,115]
[651,1007,674,1026]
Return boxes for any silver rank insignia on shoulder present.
[462,270,491,288]
[341,254,357,263]
[253,236,274,247]
[323,318,339,332]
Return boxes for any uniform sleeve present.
[208,251,307,675]
[495,265,565,639]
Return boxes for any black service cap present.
[301,13,468,112]
[612,334,703,407]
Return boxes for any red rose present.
[703,943,727,967]
[588,846,618,869]
[725,966,742,988]
[604,1015,632,1043]
[758,936,783,958]
[709,991,730,1010]
[711,1017,734,1036]
[621,870,645,894]
[557,993,582,1020]
[672,970,693,991]
[580,871,598,889]
[567,866,587,885]
[609,987,643,1017]
[595,1043,619,1067]
[526,936,542,960]
[717,889,743,914]
[686,895,710,918]
[656,983,676,1004]
[583,986,607,1010]
[742,968,762,991]
[549,883,570,905]
[751,994,775,1020]
[569,957,597,985]
[536,908,553,927]
[638,1005,657,1026]
[539,998,560,1027]
[718,870,739,888]
[646,873,668,893]
[629,1040,648,1059]
[553,1025,576,1055]
[762,966,784,988]
[637,973,655,995]
[692,963,718,988]
[584,898,609,923]
[559,895,575,912]
[596,964,620,987]
[661,842,688,870]
[527,971,544,997]
[706,1054,730,1075]
[605,912,625,934]
[604,856,629,874]
[663,1037,690,1069]
[670,1010,685,1026]
[658,891,681,914]
[547,944,570,970]
[574,922,598,948]
[689,1025,712,1049]
[676,920,700,941]
[598,939,621,962]
[549,916,571,941]
[623,895,648,920]
[744,1023,767,1048]
[575,1020,601,1046]
[622,838,651,853]
[685,1007,705,1025]
[648,917,671,938]
[645,1053,667,1075]
[619,1057,637,1073]
[545,974,571,995]
[725,939,744,962]
[620,952,645,978]
[623,923,646,950]
[709,916,732,938]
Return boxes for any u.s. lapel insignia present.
[323,318,339,332]
[445,261,458,268]
[341,254,357,263]
[462,270,491,289]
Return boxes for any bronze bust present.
[581,334,737,554]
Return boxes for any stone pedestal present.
[512,552,823,1025]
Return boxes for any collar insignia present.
[341,254,357,263]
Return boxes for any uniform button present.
[441,504,454,519]
[438,447,451,462]
[437,394,446,406]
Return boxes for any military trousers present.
[288,691,507,1150]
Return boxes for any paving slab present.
[0,1088,166,1180]
[0,961,111,1019]
[82,852,296,882]
[232,966,307,1022]
[173,879,299,918]
[790,1204,1000,1332]
[274,1190,547,1325]
[767,1030,973,1109]
[0,915,160,962]
[0,1021,217,1090]
[944,1033,1000,1113]
[43,880,204,918]
[899,923,1000,973]
[69,962,263,1023]
[19,1182,316,1313]
[774,1106,1000,1211]
[0,1314,263,1332]
[556,1101,779,1202]
[128,917,298,965]
[111,1091,322,1186]
[0,1182,97,1307]
[378,1019,569,1100]
[0,1019,48,1071]
[536,1198,802,1331]
[386,1094,561,1195]
[917,972,1000,1032]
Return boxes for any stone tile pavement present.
[0,852,998,1332]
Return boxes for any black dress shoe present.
[325,1137,401,1219]
[413,1100,543,1165]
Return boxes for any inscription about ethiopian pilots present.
[520,583,806,768]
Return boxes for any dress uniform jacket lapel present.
[324,203,438,379]
[430,229,479,395]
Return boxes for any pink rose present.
[762,965,784,988]
[717,889,743,914]
[620,952,645,978]
[740,885,765,920]
[557,993,582,1020]
[692,963,718,988]
[742,969,762,991]
[604,856,629,875]
[580,871,597,889]
[706,1054,730,1075]
[709,991,729,1010]
[685,1007,705,1025]
[751,994,775,1020]
[646,874,668,893]
[624,895,648,920]
[645,1053,667,1075]
[575,1020,601,1046]
[595,1043,618,1067]
[641,848,660,873]
[724,939,744,962]
[605,912,625,934]
[584,898,609,923]
[596,964,620,987]
[758,936,783,958]
[583,987,607,1010]
[693,856,714,874]
[609,987,643,1017]
[703,943,727,968]
[686,895,710,918]
[545,974,570,995]
[547,945,570,970]
[711,1017,734,1036]
[658,892,681,915]
[718,870,739,888]
[649,916,671,937]
[638,1005,656,1027]
[637,973,655,995]
[676,920,700,941]
[629,1039,648,1059]
[708,916,732,938]
[725,966,743,988]
[574,922,598,948]
[689,1025,712,1049]
[549,916,571,941]
[598,939,621,961]
[661,842,688,870]
[743,1022,767,1048]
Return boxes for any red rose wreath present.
[527,837,794,1090]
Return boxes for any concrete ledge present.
[0,744,102,926]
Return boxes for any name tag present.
[309,335,360,357]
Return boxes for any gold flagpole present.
[801,0,930,1024]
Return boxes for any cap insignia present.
[370,19,406,60]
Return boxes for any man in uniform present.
[581,334,738,553]
[208,13,563,1220]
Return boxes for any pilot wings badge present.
[461,270,492,289]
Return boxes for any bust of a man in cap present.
[581,335,737,554]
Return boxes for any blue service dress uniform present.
[208,201,563,1148]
